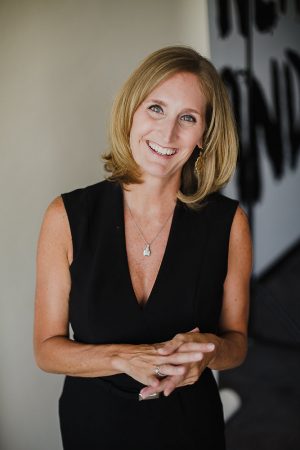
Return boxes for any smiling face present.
[129,71,207,184]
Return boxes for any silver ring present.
[154,366,166,378]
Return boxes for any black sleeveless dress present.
[59,180,238,450]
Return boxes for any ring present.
[154,366,166,378]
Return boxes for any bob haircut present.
[103,45,238,207]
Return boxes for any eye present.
[148,104,163,114]
[181,114,196,123]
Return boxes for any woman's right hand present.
[113,337,214,388]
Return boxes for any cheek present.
[183,131,203,151]
[129,121,141,150]
[193,127,205,147]
[129,118,150,158]
[130,112,153,141]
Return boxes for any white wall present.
[0,1,209,449]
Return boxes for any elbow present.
[234,336,248,368]
[34,348,54,373]
[235,349,247,369]
[34,340,60,374]
[35,359,49,373]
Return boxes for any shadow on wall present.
[215,0,300,205]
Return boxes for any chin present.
[140,165,181,182]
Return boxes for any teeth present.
[148,141,176,156]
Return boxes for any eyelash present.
[181,115,196,123]
[148,104,197,123]
[148,104,163,114]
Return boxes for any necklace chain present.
[124,199,175,257]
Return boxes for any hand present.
[113,339,207,389]
[139,328,218,398]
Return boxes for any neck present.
[123,174,180,216]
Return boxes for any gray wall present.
[208,0,300,275]
[0,1,210,449]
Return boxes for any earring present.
[194,147,205,175]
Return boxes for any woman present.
[34,46,252,449]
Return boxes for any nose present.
[159,117,178,145]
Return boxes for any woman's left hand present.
[139,328,219,398]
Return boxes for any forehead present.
[145,71,206,109]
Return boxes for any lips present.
[147,140,177,157]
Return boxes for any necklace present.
[124,200,175,257]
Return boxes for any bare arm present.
[207,205,252,370]
[33,196,121,377]
[34,197,208,384]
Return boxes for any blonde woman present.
[34,46,252,449]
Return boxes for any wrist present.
[109,344,134,374]
[101,344,126,374]
[205,334,222,369]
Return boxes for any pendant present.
[143,244,151,257]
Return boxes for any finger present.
[163,371,199,396]
[148,376,161,388]
[157,331,190,355]
[158,330,200,355]
[164,376,192,395]
[140,366,188,398]
[163,351,204,365]
[154,364,186,377]
[140,377,170,398]
[163,376,182,396]
[175,342,215,353]
[157,340,181,355]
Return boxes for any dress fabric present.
[59,180,239,450]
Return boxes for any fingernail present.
[207,344,215,350]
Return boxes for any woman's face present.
[129,71,207,182]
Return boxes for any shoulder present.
[206,191,239,211]
[207,193,252,262]
[38,196,72,264]
[61,179,112,202]
[232,205,249,229]
[209,193,252,253]
[207,193,248,232]
[197,191,239,227]
[230,205,252,249]
[228,205,253,276]
[61,179,118,211]
[40,180,113,246]
[43,196,69,235]
[39,180,111,262]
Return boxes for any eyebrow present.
[147,98,201,115]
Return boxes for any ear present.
[196,142,203,151]
[198,125,207,149]
[197,135,204,149]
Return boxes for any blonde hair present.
[103,45,238,207]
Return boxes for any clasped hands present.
[119,327,218,399]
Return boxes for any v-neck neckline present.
[116,183,180,311]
